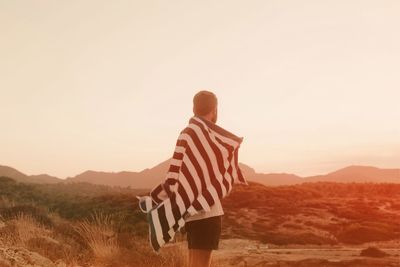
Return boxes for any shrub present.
[336,223,394,244]
[360,246,388,258]
[74,211,119,261]
[10,212,49,245]
[0,205,53,228]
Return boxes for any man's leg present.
[188,249,212,267]
[186,216,221,267]
[188,247,193,267]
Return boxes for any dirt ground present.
[210,238,400,267]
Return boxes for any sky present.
[0,0,399,179]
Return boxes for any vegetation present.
[222,181,400,245]
[0,176,399,266]
[360,247,389,258]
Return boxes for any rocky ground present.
[0,246,66,267]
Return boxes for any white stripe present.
[163,199,175,229]
[146,197,153,212]
[170,158,182,166]
[168,228,175,240]
[178,218,185,228]
[175,146,185,153]
[187,205,197,216]
[230,148,239,181]
[151,209,165,247]
[167,172,179,179]
[197,195,211,212]
[175,194,186,215]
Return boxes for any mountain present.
[66,160,256,188]
[304,165,400,184]
[64,159,172,189]
[1,163,399,187]
[65,163,400,187]
[66,170,142,187]
[249,173,304,186]
[236,163,304,186]
[0,165,61,184]
[249,165,400,186]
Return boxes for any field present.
[0,176,399,266]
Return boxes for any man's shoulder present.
[180,125,190,134]
[177,126,193,139]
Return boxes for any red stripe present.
[173,152,183,160]
[168,165,180,173]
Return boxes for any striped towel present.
[137,115,247,252]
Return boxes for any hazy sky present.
[1,1,399,178]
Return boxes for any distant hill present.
[0,165,61,184]
[64,159,174,189]
[305,165,400,184]
[65,160,258,188]
[247,165,400,186]
[1,162,399,187]
[249,172,304,186]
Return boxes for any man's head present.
[193,90,218,123]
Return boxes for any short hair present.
[193,90,218,116]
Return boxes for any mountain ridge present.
[1,162,399,187]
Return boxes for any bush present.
[259,231,337,245]
[360,247,388,258]
[0,205,53,228]
[336,223,394,244]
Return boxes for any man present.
[184,90,222,267]
[137,89,246,263]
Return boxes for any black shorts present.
[185,215,222,250]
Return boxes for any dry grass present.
[1,181,397,266]
[0,196,15,209]
[10,212,49,245]
[74,211,119,262]
[0,210,188,266]
[157,243,188,267]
